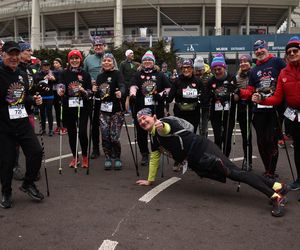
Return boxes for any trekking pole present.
[36,93,50,196]
[245,102,250,172]
[233,103,243,192]
[275,110,295,181]
[130,100,139,169]
[119,96,139,176]
[86,93,95,175]
[74,98,81,173]
[231,104,238,161]
[58,99,63,174]
[224,94,232,157]
[154,93,165,177]
[199,106,202,135]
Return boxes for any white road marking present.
[230,156,257,161]
[45,152,82,164]
[98,240,118,250]
[139,177,181,203]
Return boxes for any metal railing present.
[0,0,113,17]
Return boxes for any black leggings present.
[189,135,276,198]
[65,107,89,157]
[237,110,253,164]
[40,99,53,131]
[210,108,235,157]
[289,120,300,180]
[91,100,100,152]
[53,93,65,128]
[0,124,42,195]
[252,112,280,174]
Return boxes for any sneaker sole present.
[19,187,44,201]
[0,202,12,209]
[291,186,300,191]
[271,210,284,217]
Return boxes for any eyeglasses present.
[287,48,300,56]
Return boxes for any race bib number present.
[257,104,273,109]
[8,105,28,119]
[215,101,229,111]
[100,102,113,112]
[284,107,297,121]
[182,87,198,98]
[68,97,83,108]
[144,96,155,106]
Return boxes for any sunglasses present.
[287,48,300,55]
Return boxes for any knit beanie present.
[285,36,300,53]
[142,50,155,63]
[137,108,153,118]
[103,53,116,66]
[91,36,105,46]
[211,54,226,69]
[194,56,205,70]
[18,41,31,51]
[253,39,268,51]
[125,49,133,57]
[68,50,83,61]
[181,59,193,67]
[54,57,63,66]
[239,54,252,64]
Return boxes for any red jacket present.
[261,62,300,108]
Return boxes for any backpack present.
[161,116,194,134]
[158,116,194,151]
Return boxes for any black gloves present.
[153,91,167,103]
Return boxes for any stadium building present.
[0,0,299,67]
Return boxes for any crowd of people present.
[0,35,299,217]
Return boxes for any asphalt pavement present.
[0,116,299,250]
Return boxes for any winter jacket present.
[260,62,300,108]
[0,64,34,134]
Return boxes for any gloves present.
[37,80,50,95]
[153,91,167,103]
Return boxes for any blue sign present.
[173,34,300,53]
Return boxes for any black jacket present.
[0,64,34,134]
[131,68,171,118]
[96,70,126,114]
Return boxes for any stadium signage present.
[173,34,300,53]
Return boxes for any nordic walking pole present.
[231,104,238,161]
[119,96,139,176]
[236,101,251,192]
[86,93,95,175]
[36,93,50,196]
[74,98,81,173]
[58,99,63,174]
[275,110,295,181]
[224,94,232,156]
[246,102,250,172]
[130,99,139,169]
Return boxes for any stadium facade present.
[0,0,299,52]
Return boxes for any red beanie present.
[68,50,82,61]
